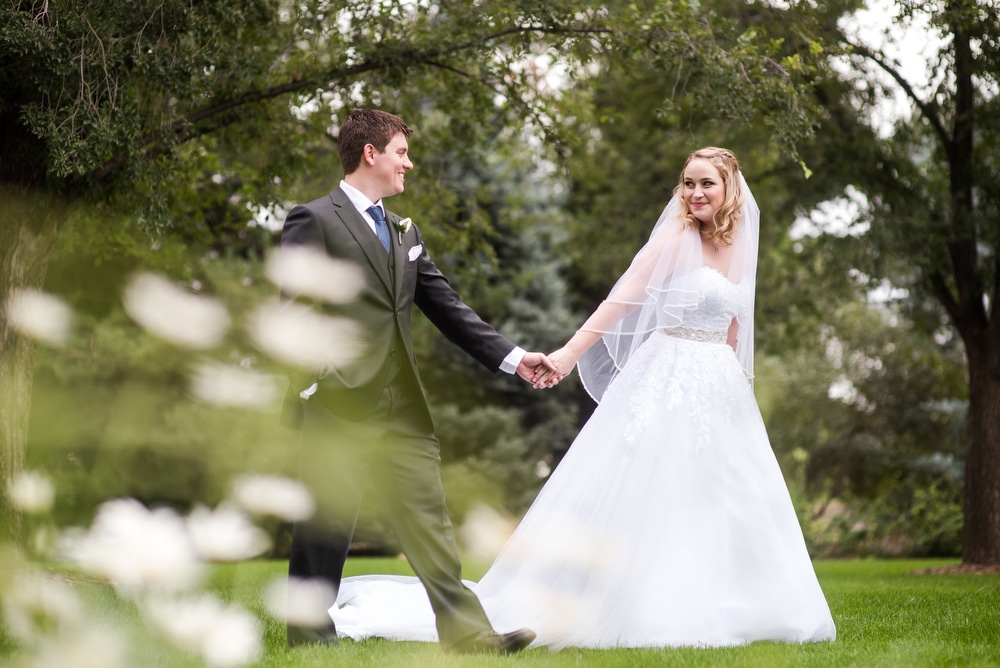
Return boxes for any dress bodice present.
[669,266,744,333]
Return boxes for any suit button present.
[390,349,396,356]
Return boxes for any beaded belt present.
[662,326,727,344]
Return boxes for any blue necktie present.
[367,205,391,253]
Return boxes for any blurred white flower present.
[144,594,261,667]
[186,503,271,562]
[459,504,516,562]
[59,498,203,591]
[1,572,83,642]
[7,470,55,514]
[189,361,280,408]
[28,627,127,668]
[266,246,364,304]
[5,289,73,346]
[123,272,230,349]
[263,576,337,629]
[230,474,314,522]
[246,299,365,371]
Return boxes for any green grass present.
[10,558,1000,667]
[247,558,1000,668]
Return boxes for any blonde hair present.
[673,147,744,247]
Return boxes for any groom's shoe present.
[452,628,537,654]
[287,623,339,647]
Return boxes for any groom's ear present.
[361,143,378,166]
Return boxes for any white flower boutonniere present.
[394,217,412,244]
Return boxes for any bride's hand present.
[532,346,578,388]
[549,347,579,375]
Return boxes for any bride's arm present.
[546,326,604,376]
[727,317,739,353]
[536,227,683,386]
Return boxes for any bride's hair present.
[673,147,745,247]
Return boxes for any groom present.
[280,109,549,654]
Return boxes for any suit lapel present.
[328,188,393,295]
[386,211,408,304]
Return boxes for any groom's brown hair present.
[338,109,413,175]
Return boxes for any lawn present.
[7,557,999,667]
[245,557,1000,668]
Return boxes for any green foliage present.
[2,0,824,241]
[2,0,609,203]
[809,480,963,559]
[435,404,545,519]
[755,278,966,557]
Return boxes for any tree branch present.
[844,39,950,147]
[91,23,611,182]
[927,270,960,324]
[449,23,611,53]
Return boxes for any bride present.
[327,147,836,649]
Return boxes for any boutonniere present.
[394,217,412,244]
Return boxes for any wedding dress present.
[328,264,836,648]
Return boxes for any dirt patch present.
[912,563,1000,575]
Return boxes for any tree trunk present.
[0,186,61,543]
[962,338,1000,564]
[943,4,1000,565]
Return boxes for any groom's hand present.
[517,352,562,388]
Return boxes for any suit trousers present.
[288,365,493,647]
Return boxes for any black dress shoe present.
[287,623,339,647]
[452,628,537,654]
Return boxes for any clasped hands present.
[516,348,578,389]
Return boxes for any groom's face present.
[371,132,413,199]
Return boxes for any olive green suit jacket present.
[280,186,516,425]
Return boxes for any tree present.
[796,0,1000,564]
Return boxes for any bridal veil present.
[576,172,760,400]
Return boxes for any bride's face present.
[682,159,725,226]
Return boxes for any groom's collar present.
[339,180,383,217]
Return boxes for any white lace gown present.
[330,267,836,648]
